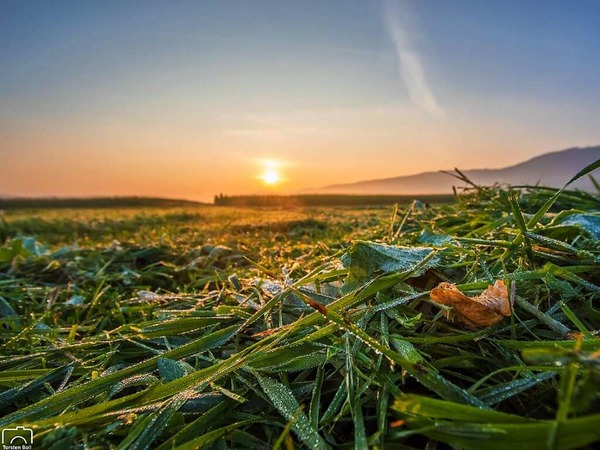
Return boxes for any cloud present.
[382,0,443,117]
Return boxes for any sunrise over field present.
[3,2,600,448]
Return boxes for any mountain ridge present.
[312,146,600,194]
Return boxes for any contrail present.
[382,0,443,117]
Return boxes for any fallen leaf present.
[430,280,512,328]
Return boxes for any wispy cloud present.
[382,0,443,117]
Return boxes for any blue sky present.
[1,0,599,200]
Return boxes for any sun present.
[262,168,281,185]
[258,159,285,186]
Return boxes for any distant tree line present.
[213,194,455,207]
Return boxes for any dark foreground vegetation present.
[0,194,455,211]
[0,197,205,210]
[213,193,456,207]
[1,168,600,449]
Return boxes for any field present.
[1,179,600,449]
[212,194,455,207]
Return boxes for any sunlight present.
[261,168,281,185]
[259,159,284,186]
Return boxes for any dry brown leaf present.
[430,280,512,328]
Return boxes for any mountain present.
[313,146,600,194]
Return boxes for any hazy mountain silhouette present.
[314,146,600,194]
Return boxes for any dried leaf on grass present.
[430,280,512,328]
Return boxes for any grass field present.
[212,194,456,207]
[1,178,600,448]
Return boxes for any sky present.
[1,0,599,201]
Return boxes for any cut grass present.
[1,180,600,449]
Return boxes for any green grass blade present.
[527,158,600,228]
[0,325,239,426]
[255,374,330,450]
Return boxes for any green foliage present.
[341,240,439,292]
[1,178,600,449]
[556,213,600,239]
